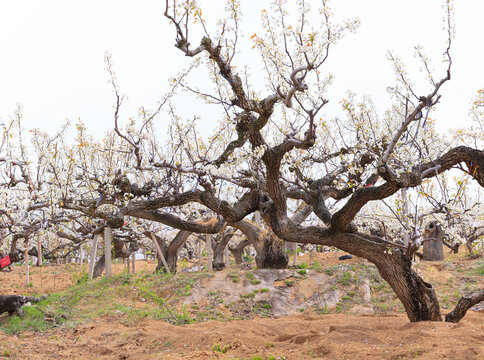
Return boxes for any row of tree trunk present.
[74,220,453,280]
[10,217,455,284]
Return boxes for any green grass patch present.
[252,301,273,317]
[1,306,49,334]
[228,272,240,283]
[246,272,261,285]
[240,292,256,299]
[470,262,484,276]
[211,343,232,353]
[1,350,10,357]
[317,304,329,315]
[0,270,213,333]
[374,302,392,314]
[338,271,358,285]
[310,261,323,271]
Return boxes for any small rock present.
[443,263,456,270]
[351,305,374,315]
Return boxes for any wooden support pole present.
[150,233,171,274]
[131,251,136,274]
[206,234,213,272]
[225,243,230,268]
[25,239,29,287]
[197,239,201,270]
[88,235,99,280]
[104,227,112,278]
[401,188,410,247]
[79,245,84,265]
[37,232,42,266]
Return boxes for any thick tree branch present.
[332,146,484,231]
[445,290,484,323]
[135,211,223,233]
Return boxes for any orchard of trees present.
[0,0,483,324]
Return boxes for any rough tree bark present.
[144,230,191,274]
[423,221,445,261]
[256,231,288,269]
[233,204,312,269]
[229,239,251,264]
[211,231,234,271]
[374,251,442,322]
[267,224,444,322]
[234,221,288,269]
[445,290,484,323]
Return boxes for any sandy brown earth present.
[0,311,482,359]
[0,253,482,359]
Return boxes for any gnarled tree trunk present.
[229,239,250,264]
[266,218,443,322]
[374,251,442,322]
[233,204,312,269]
[211,231,234,271]
[255,231,288,269]
[442,237,460,254]
[0,295,47,317]
[144,230,191,274]
[92,255,107,278]
[329,231,443,322]
[423,221,444,261]
[235,221,288,269]
[465,240,473,256]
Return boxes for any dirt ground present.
[0,253,482,359]
[0,311,482,359]
[0,260,158,296]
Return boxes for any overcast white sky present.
[0,0,483,141]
